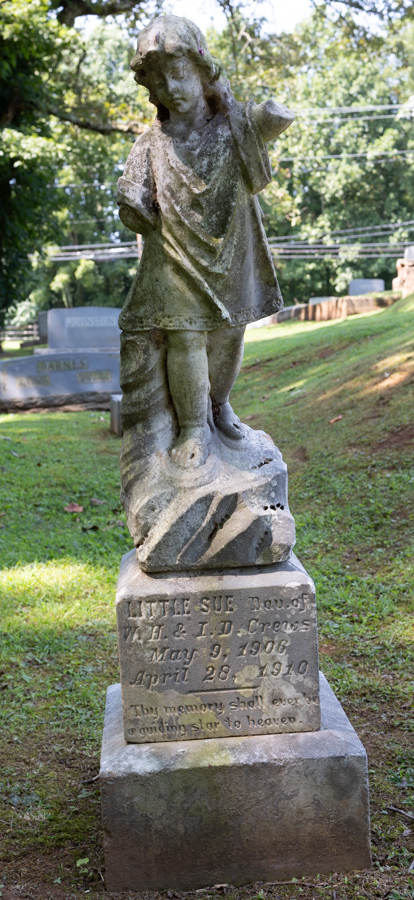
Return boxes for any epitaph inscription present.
[117,550,320,742]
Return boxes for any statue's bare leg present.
[208,325,245,440]
[167,329,209,468]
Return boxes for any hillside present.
[0,296,413,900]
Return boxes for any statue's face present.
[147,54,205,115]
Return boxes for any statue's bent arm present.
[251,99,295,143]
[117,144,158,235]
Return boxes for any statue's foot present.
[214,401,245,441]
[170,427,209,468]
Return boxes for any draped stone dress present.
[117,100,283,332]
[116,100,284,456]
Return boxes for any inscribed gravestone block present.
[47,307,121,350]
[116,549,320,743]
[348,278,385,296]
[0,352,120,406]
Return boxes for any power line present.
[294,103,408,115]
[55,182,117,188]
[57,240,135,250]
[269,228,414,247]
[49,240,409,264]
[270,238,411,247]
[51,252,138,261]
[299,115,407,124]
[304,114,405,123]
[272,244,405,252]
[60,217,414,241]
[54,151,414,191]
[272,253,401,260]
[271,245,405,259]
[277,148,414,163]
[269,218,414,241]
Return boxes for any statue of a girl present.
[117,15,294,474]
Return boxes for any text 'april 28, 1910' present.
[116,563,321,743]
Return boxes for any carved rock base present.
[100,675,371,892]
[121,426,295,572]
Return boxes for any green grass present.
[0,297,414,899]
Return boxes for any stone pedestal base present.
[100,674,371,892]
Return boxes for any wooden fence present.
[0,323,40,344]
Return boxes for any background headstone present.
[0,351,120,409]
[348,278,385,295]
[37,311,48,343]
[47,307,121,351]
[110,394,122,436]
[404,245,414,260]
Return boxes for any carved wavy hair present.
[130,15,233,121]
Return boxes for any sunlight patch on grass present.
[244,307,385,347]
[0,559,116,634]
[278,378,307,394]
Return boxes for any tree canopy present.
[1,0,414,323]
[211,5,414,300]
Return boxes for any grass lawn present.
[0,296,413,900]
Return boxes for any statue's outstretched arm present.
[118,201,155,236]
[251,99,295,142]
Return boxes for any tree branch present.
[46,106,144,135]
[54,0,145,27]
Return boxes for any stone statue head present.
[130,15,232,120]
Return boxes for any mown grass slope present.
[0,295,413,900]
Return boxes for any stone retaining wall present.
[262,290,402,327]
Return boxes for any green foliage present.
[209,8,414,304]
[0,1,152,322]
[2,0,414,320]
[0,0,69,317]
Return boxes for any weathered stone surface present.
[100,674,371,891]
[346,292,400,315]
[46,306,121,351]
[276,304,307,322]
[393,257,414,298]
[122,426,295,571]
[275,299,346,324]
[0,351,120,410]
[348,278,385,295]
[308,297,347,320]
[116,16,296,556]
[116,549,319,742]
